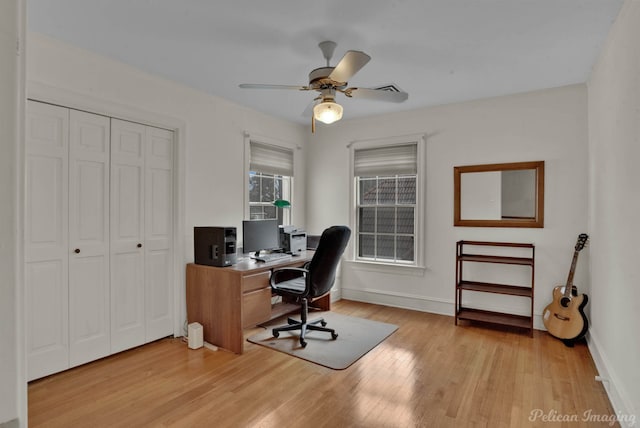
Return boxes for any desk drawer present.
[242,288,272,328]
[242,271,271,293]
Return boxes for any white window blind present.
[250,141,294,176]
[354,143,417,177]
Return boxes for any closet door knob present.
[137,243,142,248]
[74,248,80,254]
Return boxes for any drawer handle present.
[137,243,143,248]
[74,248,80,254]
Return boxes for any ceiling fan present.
[239,41,409,132]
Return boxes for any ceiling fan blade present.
[347,87,409,103]
[239,83,309,90]
[328,50,371,84]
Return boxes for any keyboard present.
[252,253,291,263]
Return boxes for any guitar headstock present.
[575,233,589,251]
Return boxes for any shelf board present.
[456,308,532,330]
[458,254,534,265]
[458,240,534,249]
[457,281,532,297]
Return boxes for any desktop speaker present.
[194,226,237,267]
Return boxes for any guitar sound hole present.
[560,297,571,308]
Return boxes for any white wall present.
[0,1,24,426]
[587,0,640,422]
[26,33,308,333]
[307,85,589,326]
[27,33,308,255]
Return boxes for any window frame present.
[349,134,426,268]
[243,132,299,225]
[356,174,417,264]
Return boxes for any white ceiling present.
[28,0,623,125]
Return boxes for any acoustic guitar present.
[542,234,589,346]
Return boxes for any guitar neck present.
[564,250,580,297]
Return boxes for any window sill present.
[343,259,426,277]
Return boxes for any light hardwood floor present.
[28,300,616,427]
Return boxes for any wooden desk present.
[186,251,328,354]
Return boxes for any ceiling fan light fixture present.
[313,101,343,124]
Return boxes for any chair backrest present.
[306,225,351,298]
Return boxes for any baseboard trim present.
[341,287,454,317]
[0,418,19,428]
[587,331,638,428]
[340,287,549,330]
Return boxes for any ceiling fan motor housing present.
[309,67,346,89]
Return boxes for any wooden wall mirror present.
[454,160,544,228]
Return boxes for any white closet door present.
[68,109,111,366]
[110,118,146,353]
[144,126,174,342]
[25,101,70,380]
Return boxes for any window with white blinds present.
[351,137,424,266]
[248,140,293,223]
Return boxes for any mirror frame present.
[454,160,544,228]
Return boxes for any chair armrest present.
[270,267,308,287]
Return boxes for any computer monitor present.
[242,219,280,257]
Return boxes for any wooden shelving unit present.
[455,240,535,336]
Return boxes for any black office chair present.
[269,225,351,347]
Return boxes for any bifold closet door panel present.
[26,101,177,379]
[144,126,174,342]
[110,118,146,354]
[25,101,70,381]
[68,109,111,367]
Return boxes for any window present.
[351,136,424,266]
[248,171,291,221]
[245,138,294,225]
